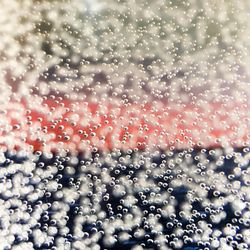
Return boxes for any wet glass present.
[0,1,249,249]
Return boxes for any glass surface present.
[0,1,249,249]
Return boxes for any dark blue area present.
[1,148,249,250]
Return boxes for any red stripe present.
[0,98,249,153]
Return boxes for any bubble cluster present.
[0,149,249,249]
[0,0,250,102]
[0,0,250,249]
